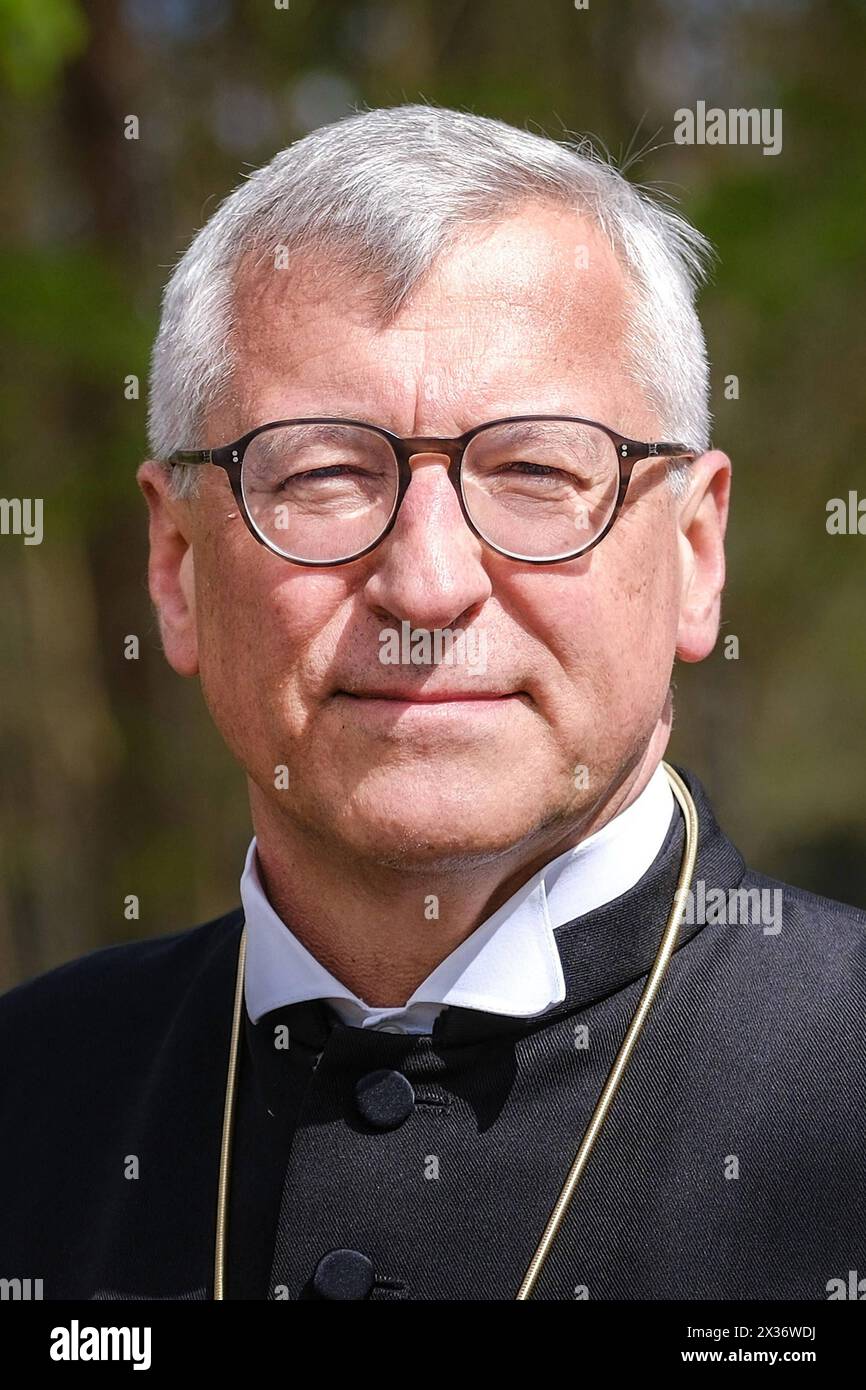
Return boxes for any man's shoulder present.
[744,867,866,942]
[712,865,866,1012]
[0,906,244,1049]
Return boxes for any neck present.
[248,724,671,1007]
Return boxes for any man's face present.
[141,203,728,868]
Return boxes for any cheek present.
[192,570,276,764]
[599,502,682,646]
[194,546,354,750]
[511,524,680,712]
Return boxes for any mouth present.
[335,689,527,704]
[329,688,531,736]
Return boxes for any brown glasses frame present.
[168,415,699,567]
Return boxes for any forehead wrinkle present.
[223,207,637,441]
[232,204,630,356]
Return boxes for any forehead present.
[224,203,636,434]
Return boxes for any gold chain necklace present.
[212,760,698,1301]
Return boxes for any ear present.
[136,460,199,677]
[675,449,732,663]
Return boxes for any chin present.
[315,772,554,870]
[336,823,521,873]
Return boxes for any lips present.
[337,689,521,702]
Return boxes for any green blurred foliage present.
[0,0,88,94]
[1,0,865,986]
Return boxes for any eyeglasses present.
[168,415,698,567]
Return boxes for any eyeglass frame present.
[168,415,699,567]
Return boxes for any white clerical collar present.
[241,762,674,1033]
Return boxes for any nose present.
[362,453,492,630]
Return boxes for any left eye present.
[289,465,370,480]
[501,461,560,476]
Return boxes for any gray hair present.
[148,103,714,500]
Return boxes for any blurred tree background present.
[1,0,864,988]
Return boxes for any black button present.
[354,1068,415,1130]
[312,1248,375,1300]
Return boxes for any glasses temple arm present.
[653,443,700,459]
[167,449,213,466]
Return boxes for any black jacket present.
[1,766,864,1300]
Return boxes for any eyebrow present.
[256,423,373,451]
[471,419,602,446]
